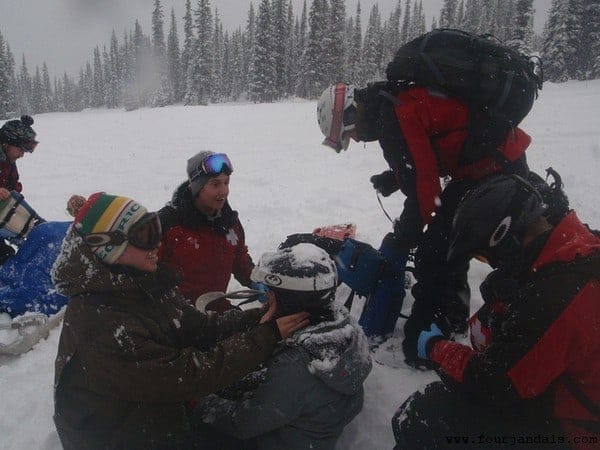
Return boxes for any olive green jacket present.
[52,229,278,450]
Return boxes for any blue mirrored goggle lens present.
[201,153,233,176]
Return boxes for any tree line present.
[0,0,598,118]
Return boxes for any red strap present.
[324,84,347,150]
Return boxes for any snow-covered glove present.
[370,170,400,197]
[250,281,269,303]
[417,323,445,360]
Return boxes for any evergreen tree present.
[92,46,104,108]
[328,0,347,84]
[5,44,18,114]
[294,0,309,97]
[400,0,411,44]
[362,4,384,82]
[303,0,331,98]
[167,7,182,102]
[185,0,214,105]
[345,3,364,84]
[0,31,9,117]
[18,56,32,113]
[41,62,52,112]
[249,0,277,102]
[181,0,195,98]
[440,0,458,27]
[212,10,225,102]
[244,3,257,91]
[271,0,291,98]
[382,1,401,69]
[508,0,534,53]
[542,0,583,81]
[581,0,600,78]
[463,0,482,33]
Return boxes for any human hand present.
[370,170,399,197]
[0,188,10,200]
[417,323,445,360]
[259,291,277,323]
[274,312,310,340]
[67,195,86,217]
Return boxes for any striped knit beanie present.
[73,192,148,264]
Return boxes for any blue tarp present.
[0,221,70,317]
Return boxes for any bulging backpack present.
[386,28,543,163]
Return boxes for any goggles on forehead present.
[322,84,357,153]
[82,212,162,250]
[21,140,38,153]
[190,153,234,181]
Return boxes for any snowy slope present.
[0,79,599,450]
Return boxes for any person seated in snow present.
[392,175,600,450]
[158,151,266,312]
[52,192,310,450]
[195,243,372,450]
[0,115,40,264]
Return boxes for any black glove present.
[370,170,400,197]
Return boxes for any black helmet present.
[448,174,547,268]
[0,115,38,151]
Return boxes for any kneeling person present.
[196,243,372,450]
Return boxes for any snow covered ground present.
[0,79,599,449]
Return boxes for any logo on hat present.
[264,274,283,286]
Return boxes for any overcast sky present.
[2,0,552,77]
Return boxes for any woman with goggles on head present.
[158,151,266,312]
[0,115,39,264]
[52,192,309,450]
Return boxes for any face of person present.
[194,173,230,216]
[3,144,25,163]
[115,244,159,273]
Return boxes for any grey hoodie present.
[197,307,372,450]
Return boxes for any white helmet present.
[317,83,357,152]
[251,243,338,292]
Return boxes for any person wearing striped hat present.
[52,192,309,450]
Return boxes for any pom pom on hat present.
[73,192,148,264]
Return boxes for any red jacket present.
[159,219,253,303]
[0,161,22,192]
[430,212,600,449]
[381,86,531,226]
[157,184,254,304]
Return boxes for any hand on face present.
[0,188,10,200]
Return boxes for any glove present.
[417,323,445,360]
[250,281,269,303]
[370,170,400,197]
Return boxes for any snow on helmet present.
[448,174,548,268]
[0,115,38,152]
[317,83,357,153]
[251,243,338,292]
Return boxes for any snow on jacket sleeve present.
[66,300,278,404]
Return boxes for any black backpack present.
[386,28,543,163]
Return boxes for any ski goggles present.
[82,212,162,250]
[20,140,38,153]
[322,84,357,152]
[189,153,234,181]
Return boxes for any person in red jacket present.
[0,115,39,264]
[392,175,599,450]
[158,151,265,312]
[316,81,547,366]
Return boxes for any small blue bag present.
[335,238,386,297]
